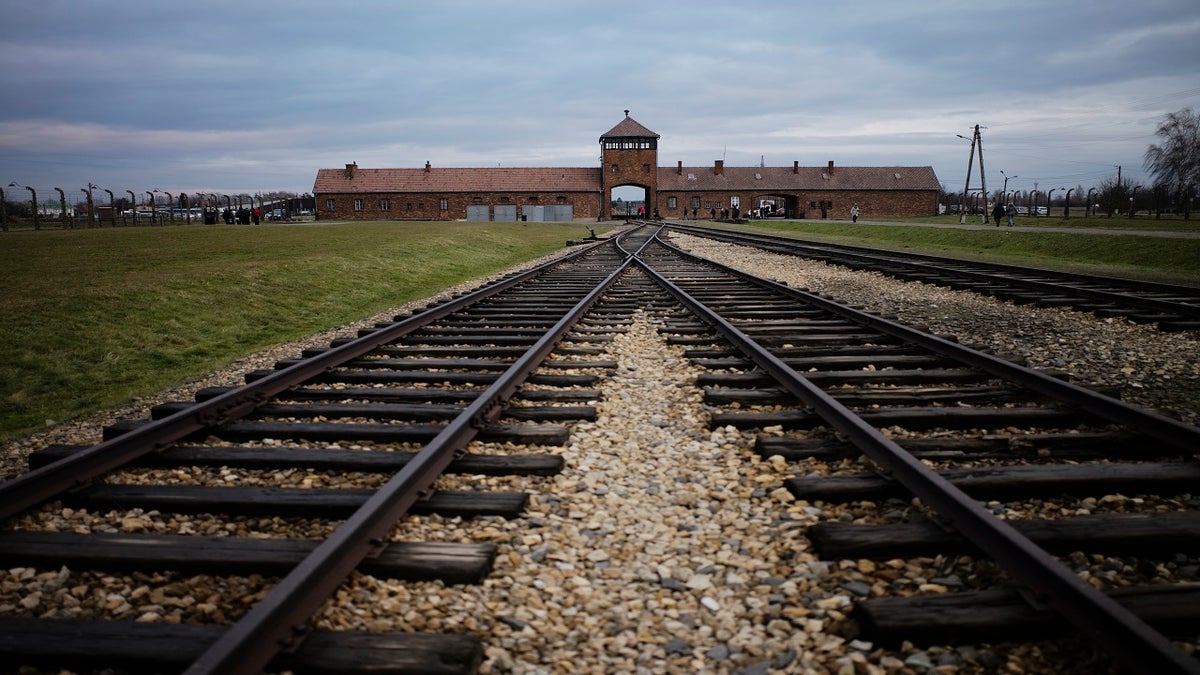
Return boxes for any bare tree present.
[1144,107,1199,219]
[1097,174,1133,217]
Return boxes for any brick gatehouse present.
[312,112,940,222]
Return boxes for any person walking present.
[991,202,1005,227]
[850,204,859,223]
[1005,203,1016,227]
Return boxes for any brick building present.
[312,112,940,222]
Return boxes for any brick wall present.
[316,191,602,221]
[795,190,937,218]
[601,145,658,219]
[660,189,938,219]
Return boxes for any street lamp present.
[1064,188,1074,219]
[53,187,69,228]
[146,191,156,224]
[956,133,973,224]
[9,182,39,230]
[126,190,137,225]
[1000,170,1017,201]
[1086,188,1096,218]
[1047,188,1060,218]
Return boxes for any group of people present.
[217,206,263,225]
[679,206,745,221]
[991,203,1017,227]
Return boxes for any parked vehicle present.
[268,209,285,221]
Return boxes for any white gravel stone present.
[3,233,1196,674]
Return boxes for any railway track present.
[667,222,1200,332]
[1,224,1198,673]
[0,232,649,674]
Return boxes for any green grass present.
[3,217,1196,442]
[868,213,1200,232]
[717,220,1200,285]
[0,221,601,441]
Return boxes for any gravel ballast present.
[1,232,1197,674]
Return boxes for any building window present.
[528,196,539,202]
[642,164,649,174]
[473,197,482,203]
[730,196,740,208]
[691,197,701,208]
[353,199,364,211]
[500,196,510,203]
[407,203,413,210]
[611,164,618,173]
[667,197,677,208]
[440,198,448,210]
[381,198,391,211]
[556,195,567,203]
[325,199,335,211]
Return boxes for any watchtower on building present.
[599,110,659,220]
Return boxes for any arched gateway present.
[312,113,940,222]
[600,111,659,220]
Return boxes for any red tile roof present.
[599,115,660,139]
[657,165,940,192]
[314,161,939,196]
[314,167,602,194]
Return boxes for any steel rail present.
[633,232,1200,675]
[667,223,1200,319]
[668,222,1200,296]
[183,250,635,675]
[656,234,1200,453]
[0,241,608,521]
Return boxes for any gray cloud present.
[1,0,1197,198]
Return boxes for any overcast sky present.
[2,0,1198,205]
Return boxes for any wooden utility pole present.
[958,125,988,224]
[976,125,988,224]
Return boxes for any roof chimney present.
[714,159,724,176]
[827,160,834,175]
[677,160,683,175]
[344,162,357,179]
[793,160,799,174]
[424,161,432,172]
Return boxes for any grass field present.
[868,212,1200,232]
[714,218,1200,285]
[1,217,1196,442]
[0,220,599,441]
